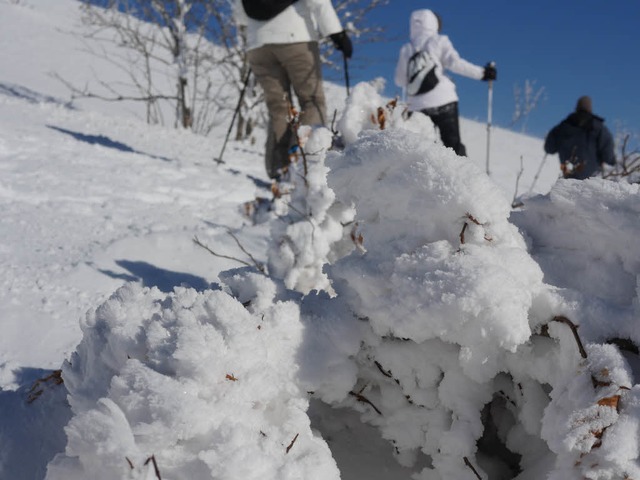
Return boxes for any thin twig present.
[552,315,587,359]
[51,72,177,103]
[286,102,309,185]
[459,214,492,245]
[286,433,299,454]
[298,143,309,180]
[193,235,264,273]
[528,154,548,195]
[330,108,339,135]
[512,156,524,208]
[604,134,640,179]
[459,222,468,244]
[465,213,483,226]
[282,201,317,244]
[143,455,162,480]
[373,360,418,406]
[349,390,383,415]
[225,228,265,272]
[463,457,482,480]
[374,360,393,378]
[27,369,64,404]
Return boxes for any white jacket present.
[394,9,484,111]
[234,0,343,51]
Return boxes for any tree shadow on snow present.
[98,260,211,293]
[0,367,71,479]
[47,125,173,162]
[0,82,74,108]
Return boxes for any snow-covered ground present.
[1,1,638,479]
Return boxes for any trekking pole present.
[342,54,351,96]
[485,62,495,175]
[214,69,251,164]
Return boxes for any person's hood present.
[410,9,439,49]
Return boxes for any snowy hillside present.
[1,1,639,480]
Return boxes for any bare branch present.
[603,133,640,181]
[285,433,299,454]
[143,455,162,480]
[510,79,545,133]
[463,457,483,480]
[51,72,176,103]
[527,154,548,195]
[225,228,265,273]
[193,235,265,273]
[512,155,525,208]
[26,369,64,404]
[349,389,383,415]
[551,315,588,359]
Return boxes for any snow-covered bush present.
[266,126,355,294]
[266,80,438,295]
[512,178,640,311]
[310,123,553,478]
[337,79,438,146]
[296,84,640,479]
[46,276,340,480]
[47,82,640,480]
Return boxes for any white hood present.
[410,9,439,49]
[395,8,485,109]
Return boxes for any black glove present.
[330,31,353,59]
[482,62,497,81]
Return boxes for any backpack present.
[242,0,299,21]
[406,48,439,96]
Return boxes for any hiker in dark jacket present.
[544,96,616,179]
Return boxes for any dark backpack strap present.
[242,0,299,21]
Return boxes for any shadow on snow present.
[0,82,74,108]
[0,367,70,479]
[97,260,211,293]
[47,125,173,162]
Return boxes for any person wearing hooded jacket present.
[234,0,352,179]
[394,9,496,157]
[544,96,615,180]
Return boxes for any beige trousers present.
[247,42,327,178]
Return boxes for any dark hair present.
[575,96,592,113]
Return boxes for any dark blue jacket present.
[544,111,615,179]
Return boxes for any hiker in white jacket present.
[395,9,496,156]
[235,0,352,179]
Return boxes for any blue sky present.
[325,1,640,141]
